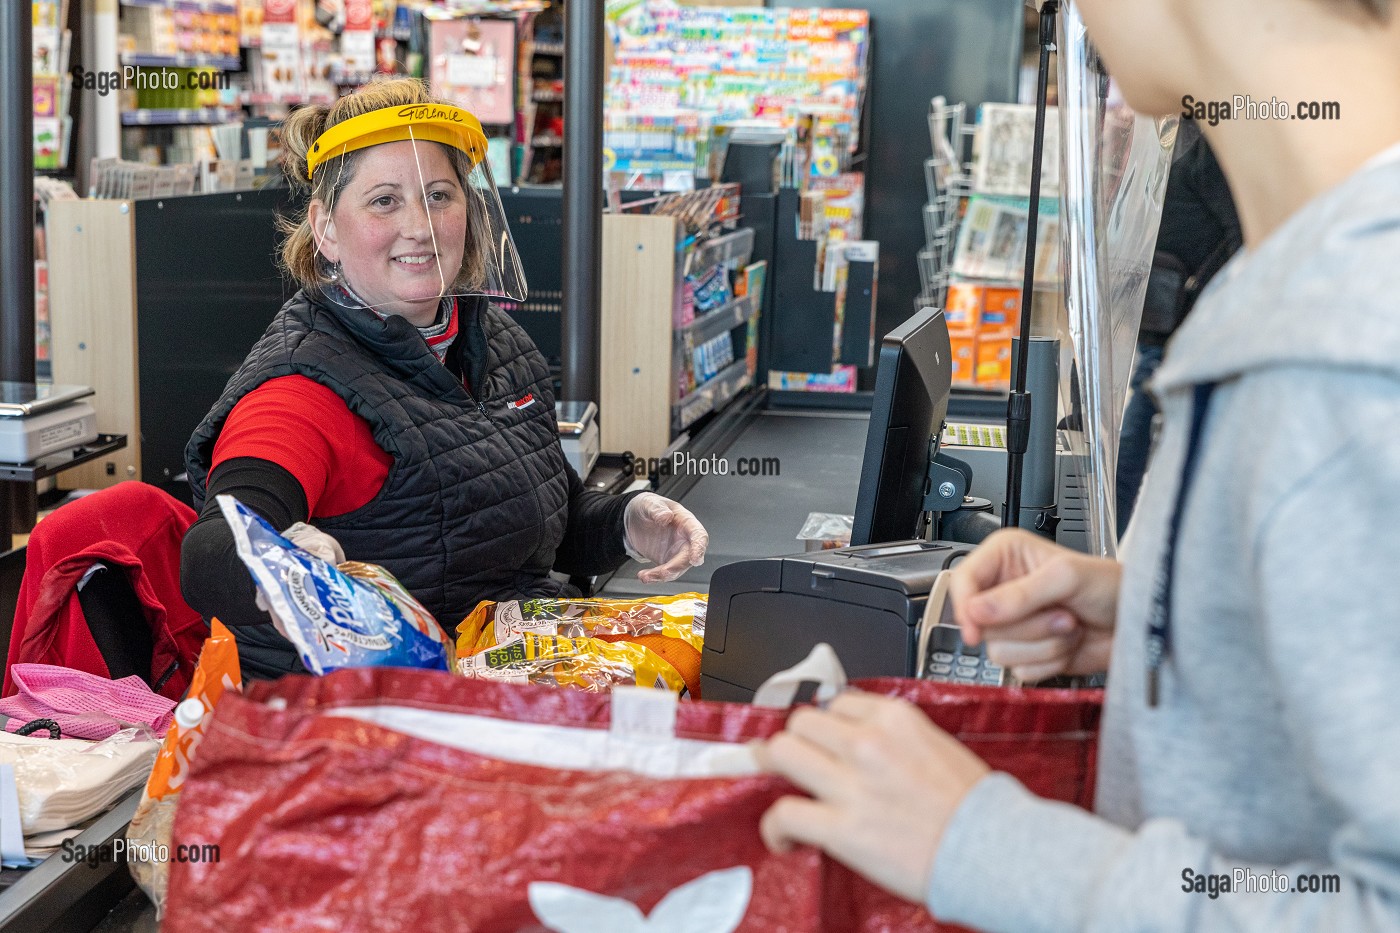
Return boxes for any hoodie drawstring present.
[1145,382,1217,708]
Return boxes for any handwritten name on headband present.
[397,105,466,123]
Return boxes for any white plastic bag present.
[0,728,158,835]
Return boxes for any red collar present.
[424,298,459,362]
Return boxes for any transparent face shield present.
[1055,0,1175,556]
[307,105,526,320]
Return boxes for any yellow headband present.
[306,103,487,180]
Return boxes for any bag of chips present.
[217,495,449,675]
[456,632,685,692]
[456,594,707,696]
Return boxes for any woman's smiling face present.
[311,140,468,327]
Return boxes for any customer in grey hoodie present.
[756,0,1400,929]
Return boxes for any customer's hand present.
[622,493,708,583]
[757,691,990,903]
[948,528,1120,682]
[282,522,345,565]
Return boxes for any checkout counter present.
[0,308,1038,929]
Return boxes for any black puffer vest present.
[185,289,572,629]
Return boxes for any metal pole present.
[1011,336,1060,536]
[1003,0,1056,527]
[1,0,36,386]
[1,0,36,545]
[560,0,603,404]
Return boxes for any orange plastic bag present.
[126,618,241,915]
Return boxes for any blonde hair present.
[277,77,493,292]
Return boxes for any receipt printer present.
[701,540,973,701]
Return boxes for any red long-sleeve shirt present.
[208,299,464,515]
[210,375,392,517]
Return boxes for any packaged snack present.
[458,593,706,655]
[217,495,450,675]
[127,618,241,917]
[678,279,696,327]
[456,632,685,693]
[456,594,707,695]
[796,511,853,551]
[689,263,732,313]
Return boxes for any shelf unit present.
[920,98,1066,390]
[515,4,565,184]
[687,228,755,277]
[121,107,241,125]
[677,292,759,347]
[120,0,237,12]
[675,359,751,433]
[96,1,568,181]
[44,189,295,494]
[119,51,240,68]
[600,214,757,461]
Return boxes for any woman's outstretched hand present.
[622,493,709,583]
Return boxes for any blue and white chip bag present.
[217,495,450,674]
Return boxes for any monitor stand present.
[921,441,1001,544]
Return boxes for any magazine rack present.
[917,99,978,312]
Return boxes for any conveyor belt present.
[600,409,869,596]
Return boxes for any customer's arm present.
[180,457,308,626]
[918,430,1400,933]
[771,452,1399,931]
[760,432,1400,932]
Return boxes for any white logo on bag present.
[286,565,391,652]
[493,600,556,643]
[528,866,752,933]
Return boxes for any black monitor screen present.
[851,307,952,545]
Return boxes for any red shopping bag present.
[163,667,1099,932]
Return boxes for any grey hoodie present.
[925,145,1400,931]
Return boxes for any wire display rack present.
[916,98,977,312]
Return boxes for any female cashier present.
[180,79,706,679]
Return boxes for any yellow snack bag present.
[457,593,706,657]
[455,632,686,693]
[455,594,707,695]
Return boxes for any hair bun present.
[278,104,331,192]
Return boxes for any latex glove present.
[622,493,708,583]
[282,522,345,565]
[757,690,990,904]
[947,528,1120,682]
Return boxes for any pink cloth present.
[0,663,174,740]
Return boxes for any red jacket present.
[3,482,207,701]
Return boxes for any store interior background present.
[0,1,1082,924]
[6,0,1055,590]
